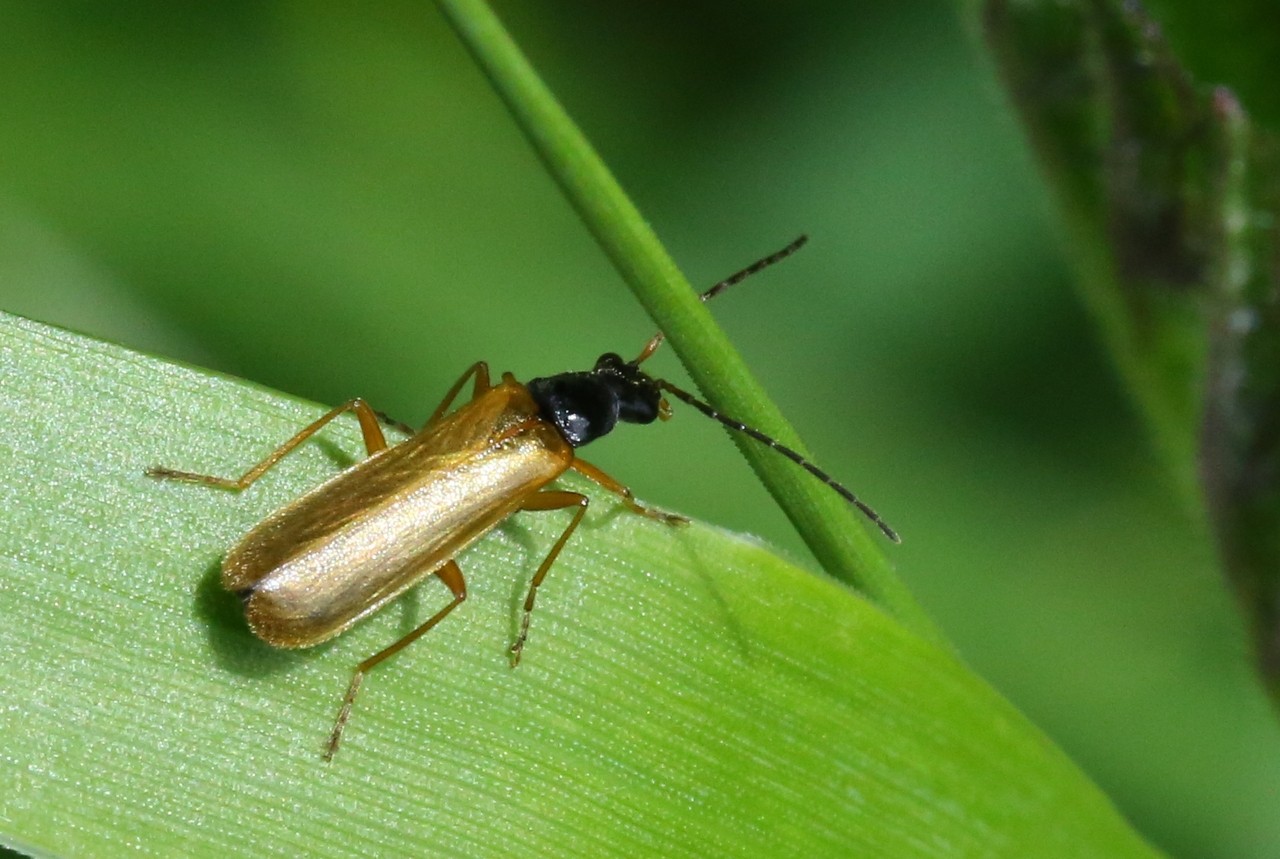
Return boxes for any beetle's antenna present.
[658,379,900,542]
[633,235,809,365]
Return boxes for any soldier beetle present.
[147,236,896,759]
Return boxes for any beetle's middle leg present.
[324,559,468,761]
[146,398,389,490]
[509,490,591,667]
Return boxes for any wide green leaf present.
[0,313,1161,857]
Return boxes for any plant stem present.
[432,0,941,644]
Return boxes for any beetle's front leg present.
[569,458,688,525]
[424,361,492,427]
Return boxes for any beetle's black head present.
[527,352,664,448]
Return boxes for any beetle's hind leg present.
[324,559,468,761]
[146,398,389,490]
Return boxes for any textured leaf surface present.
[0,314,1160,857]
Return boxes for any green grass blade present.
[0,313,1161,857]
[431,0,935,643]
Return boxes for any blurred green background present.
[0,2,1276,857]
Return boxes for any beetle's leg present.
[570,458,688,525]
[324,559,468,761]
[374,410,416,438]
[425,361,492,427]
[370,360,493,436]
[146,398,388,490]
[509,490,589,667]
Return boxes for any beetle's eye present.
[594,352,625,371]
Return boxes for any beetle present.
[146,236,897,759]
